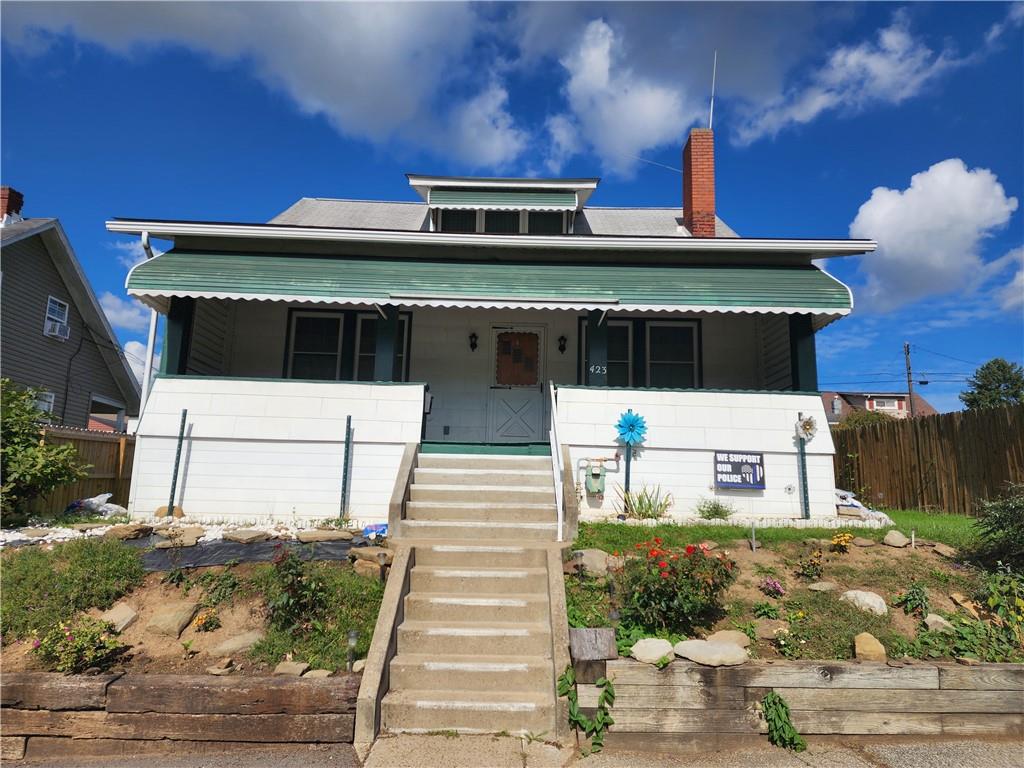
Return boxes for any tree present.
[831,409,895,430]
[1,379,89,524]
[959,358,1024,410]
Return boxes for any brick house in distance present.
[821,391,938,424]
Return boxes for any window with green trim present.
[581,321,633,387]
[288,313,344,380]
[646,321,698,388]
[355,314,410,381]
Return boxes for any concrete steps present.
[382,449,559,736]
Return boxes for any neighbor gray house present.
[1,186,140,429]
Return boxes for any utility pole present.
[904,342,916,418]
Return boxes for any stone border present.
[0,672,360,761]
[572,659,1023,750]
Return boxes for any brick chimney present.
[1,186,25,219]
[682,129,715,238]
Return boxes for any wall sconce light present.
[469,332,478,352]
[558,335,567,354]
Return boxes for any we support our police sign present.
[714,451,766,490]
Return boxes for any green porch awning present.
[428,189,578,210]
[126,250,852,324]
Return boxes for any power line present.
[912,344,982,368]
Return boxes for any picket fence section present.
[25,426,135,516]
[832,404,1024,516]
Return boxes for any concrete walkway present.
[16,736,1023,767]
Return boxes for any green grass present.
[1,538,145,640]
[574,509,979,555]
[565,575,613,629]
[780,590,904,661]
[248,561,384,670]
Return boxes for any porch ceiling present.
[126,249,852,327]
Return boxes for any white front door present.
[487,326,545,442]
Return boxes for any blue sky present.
[2,1,1022,411]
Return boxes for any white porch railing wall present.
[556,387,837,520]
[548,381,564,542]
[130,377,425,525]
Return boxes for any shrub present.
[971,484,1024,570]
[695,497,735,520]
[893,582,930,617]
[758,577,786,599]
[32,616,123,673]
[617,486,673,520]
[192,610,221,632]
[830,532,853,553]
[1,378,90,523]
[794,550,824,581]
[1,538,145,640]
[263,545,328,634]
[832,409,895,430]
[617,538,736,634]
[753,601,780,619]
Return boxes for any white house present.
[110,129,874,529]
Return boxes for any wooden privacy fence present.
[832,404,1024,516]
[25,426,135,516]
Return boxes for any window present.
[580,321,633,387]
[874,398,898,410]
[46,296,69,324]
[527,211,565,234]
[438,209,477,233]
[646,322,698,388]
[484,211,521,234]
[288,313,343,380]
[355,314,410,381]
[831,397,842,416]
[34,391,55,414]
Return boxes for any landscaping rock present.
[882,530,910,548]
[700,540,719,551]
[295,529,354,543]
[808,581,839,592]
[206,657,234,675]
[104,523,152,540]
[950,592,981,620]
[933,543,957,559]
[572,548,613,575]
[351,546,393,566]
[20,527,56,538]
[353,559,382,579]
[840,590,888,616]
[274,660,310,676]
[854,632,887,662]
[100,602,138,633]
[754,620,787,641]
[705,630,750,648]
[925,613,955,633]
[211,630,264,656]
[353,659,366,673]
[146,602,198,638]
[630,638,674,665]
[223,529,271,544]
[155,529,203,549]
[303,669,333,679]
[156,525,205,539]
[852,537,876,548]
[673,639,748,667]
[70,522,108,532]
[956,656,981,666]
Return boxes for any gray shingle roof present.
[0,217,57,244]
[269,198,738,237]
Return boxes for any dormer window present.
[484,211,520,234]
[527,211,564,235]
[437,209,570,234]
[438,209,476,233]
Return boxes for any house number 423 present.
[589,364,608,374]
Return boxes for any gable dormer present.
[406,174,598,235]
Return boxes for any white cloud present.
[555,20,699,176]
[100,291,150,333]
[1,3,527,166]
[986,2,1024,46]
[543,114,580,175]
[849,158,1019,312]
[444,83,528,170]
[735,12,961,144]
[123,340,159,385]
[108,239,164,270]
[995,247,1024,312]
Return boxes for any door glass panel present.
[495,331,539,386]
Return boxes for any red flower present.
[658,561,668,568]
[685,544,696,556]
[654,537,662,545]
[660,571,670,578]
[649,549,659,558]
[635,543,643,550]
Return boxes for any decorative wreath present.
[615,409,647,446]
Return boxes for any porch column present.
[161,297,195,375]
[373,304,401,381]
[789,315,818,391]
[586,310,608,387]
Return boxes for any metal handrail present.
[549,380,564,542]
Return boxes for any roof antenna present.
[708,50,718,130]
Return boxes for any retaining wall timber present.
[575,659,1024,752]
[0,672,359,761]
